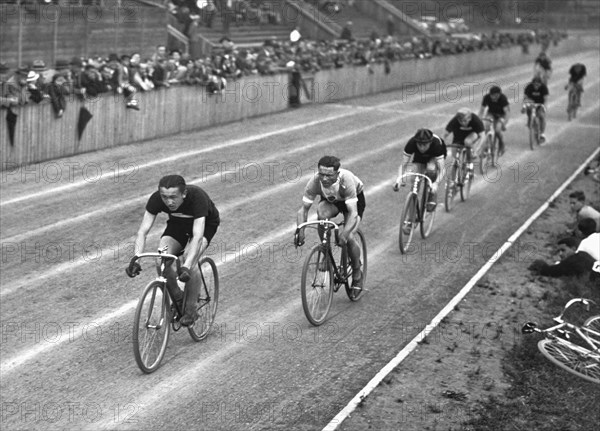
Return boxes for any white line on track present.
[322,149,600,431]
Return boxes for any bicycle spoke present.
[301,246,333,326]
[538,339,600,385]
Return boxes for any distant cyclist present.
[533,51,552,85]
[443,108,484,175]
[296,156,365,289]
[393,128,447,214]
[478,85,510,156]
[126,175,221,326]
[522,76,549,143]
[566,62,587,108]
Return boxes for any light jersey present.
[303,168,364,205]
[576,233,600,261]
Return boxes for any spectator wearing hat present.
[1,62,20,108]
[31,59,51,87]
[47,70,70,117]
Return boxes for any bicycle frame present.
[400,172,433,218]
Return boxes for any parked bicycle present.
[566,84,582,121]
[524,102,546,150]
[128,247,219,373]
[480,117,500,174]
[445,144,473,212]
[397,172,436,254]
[522,298,600,385]
[294,219,367,326]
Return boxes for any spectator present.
[47,70,70,118]
[31,59,51,87]
[340,21,353,41]
[0,62,19,108]
[528,218,599,278]
[569,190,600,232]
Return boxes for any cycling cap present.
[457,107,472,120]
[414,128,433,144]
[490,85,501,94]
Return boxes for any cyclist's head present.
[456,108,472,126]
[317,156,341,187]
[317,155,341,171]
[158,174,186,193]
[413,128,433,151]
[532,76,543,86]
[489,85,501,95]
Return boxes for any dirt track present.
[1,50,599,430]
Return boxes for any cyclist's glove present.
[178,266,191,282]
[126,261,142,278]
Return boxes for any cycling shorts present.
[332,191,366,219]
[162,219,220,251]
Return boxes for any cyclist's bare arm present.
[296,201,312,243]
[134,211,157,256]
[182,217,206,269]
[478,104,487,119]
[433,156,446,192]
[395,153,412,187]
[341,200,359,243]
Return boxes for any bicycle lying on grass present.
[522,298,600,385]
[397,172,436,254]
[295,219,367,326]
[445,144,473,212]
[128,247,219,373]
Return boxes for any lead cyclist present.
[478,85,510,156]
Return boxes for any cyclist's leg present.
[424,160,438,209]
[180,236,210,321]
[344,193,366,286]
[494,117,505,154]
[316,200,341,242]
[158,233,185,306]
[538,106,546,135]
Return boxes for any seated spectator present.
[47,71,70,117]
[151,58,171,88]
[0,62,19,108]
[340,21,353,41]
[569,190,600,232]
[80,62,107,99]
[529,218,599,278]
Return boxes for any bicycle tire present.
[460,151,471,202]
[420,182,436,239]
[188,257,219,341]
[345,229,367,301]
[479,134,492,176]
[399,193,417,254]
[538,339,600,385]
[583,316,600,343]
[444,161,457,213]
[301,245,334,326]
[132,280,170,374]
[529,116,539,150]
[567,88,578,121]
[492,135,500,166]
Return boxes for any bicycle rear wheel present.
[538,339,600,385]
[345,229,367,301]
[301,245,334,326]
[583,316,600,343]
[567,89,578,121]
[189,257,219,341]
[133,281,170,374]
[399,193,418,254]
[420,183,435,239]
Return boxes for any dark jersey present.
[146,185,220,227]
[535,56,552,71]
[524,82,549,104]
[569,63,587,83]
[481,93,509,117]
[404,134,446,164]
[445,115,485,144]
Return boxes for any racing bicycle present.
[295,219,367,326]
[480,117,501,174]
[128,247,219,373]
[522,298,600,385]
[397,172,436,254]
[445,144,473,212]
[566,83,582,121]
[524,102,546,150]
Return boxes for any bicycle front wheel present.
[399,193,418,254]
[459,151,472,202]
[538,339,600,385]
[345,229,367,302]
[529,118,539,150]
[301,245,334,326]
[133,281,170,374]
[583,316,600,343]
[189,257,219,341]
[420,184,436,239]
[479,135,492,175]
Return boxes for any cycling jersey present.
[146,185,220,226]
[524,82,549,104]
[481,93,509,117]
[303,168,364,205]
[569,63,587,83]
[445,115,484,144]
[534,56,552,71]
[403,134,446,164]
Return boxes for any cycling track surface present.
[1,48,599,430]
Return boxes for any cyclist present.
[296,156,365,289]
[478,85,510,156]
[126,175,221,326]
[393,128,447,215]
[565,62,587,109]
[522,76,549,143]
[533,51,552,85]
[443,107,484,176]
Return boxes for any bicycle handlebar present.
[399,173,433,188]
[128,250,182,272]
[524,102,546,112]
[295,219,344,247]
